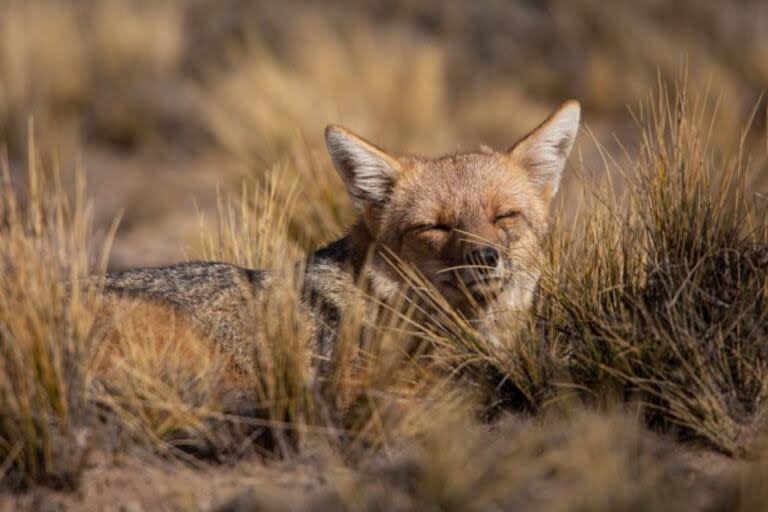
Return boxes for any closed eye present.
[495,211,520,222]
[409,223,452,234]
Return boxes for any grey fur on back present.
[102,262,268,309]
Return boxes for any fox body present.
[93,101,580,368]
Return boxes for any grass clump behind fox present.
[0,86,767,509]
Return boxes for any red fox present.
[92,100,580,368]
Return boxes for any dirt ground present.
[0,439,746,512]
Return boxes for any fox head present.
[325,100,580,318]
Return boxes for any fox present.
[90,100,580,371]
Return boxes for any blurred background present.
[1,0,766,269]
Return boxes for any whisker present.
[435,264,498,274]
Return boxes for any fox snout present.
[459,245,506,295]
[464,246,501,273]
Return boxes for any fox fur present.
[91,100,581,370]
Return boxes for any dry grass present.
[544,89,768,455]
[6,83,763,509]
[221,411,699,512]
[1,0,767,510]
[0,139,102,490]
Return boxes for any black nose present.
[466,247,500,269]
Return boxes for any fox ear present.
[508,100,580,201]
[325,125,400,210]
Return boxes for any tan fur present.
[87,296,247,390]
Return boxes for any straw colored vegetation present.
[1,0,767,510]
